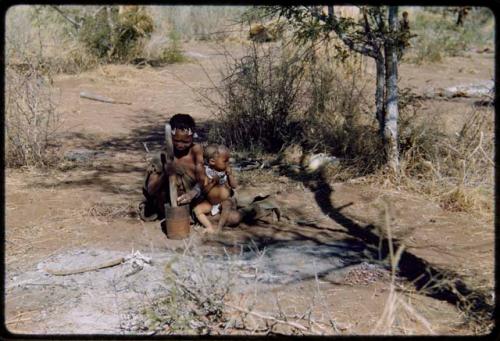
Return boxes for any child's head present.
[205,144,230,172]
[402,11,409,18]
[170,113,195,152]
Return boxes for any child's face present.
[172,130,193,152]
[210,150,230,172]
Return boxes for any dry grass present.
[148,6,247,41]
[404,7,494,64]
[370,198,435,335]
[397,105,493,218]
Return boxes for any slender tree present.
[263,6,409,172]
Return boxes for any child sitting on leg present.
[194,144,240,233]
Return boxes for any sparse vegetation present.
[139,246,348,335]
[395,89,494,215]
[5,53,62,168]
[207,43,308,152]
[159,30,189,64]
[5,5,246,76]
[405,7,494,64]
[4,4,494,336]
[149,6,246,41]
[208,32,493,217]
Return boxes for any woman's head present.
[170,113,195,152]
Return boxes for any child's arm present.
[203,175,219,194]
[226,166,238,189]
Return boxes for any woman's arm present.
[192,144,206,187]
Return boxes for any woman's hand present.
[177,188,197,205]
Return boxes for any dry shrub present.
[77,8,154,63]
[149,6,247,41]
[301,54,382,174]
[397,93,493,216]
[142,249,236,334]
[5,57,62,168]
[208,40,378,168]
[207,42,307,152]
[5,7,63,168]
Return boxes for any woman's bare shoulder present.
[191,143,203,154]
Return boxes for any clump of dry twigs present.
[140,245,342,335]
[88,202,137,220]
[5,56,62,168]
[141,247,237,335]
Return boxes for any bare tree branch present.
[306,5,378,59]
[50,5,81,30]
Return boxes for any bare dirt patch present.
[5,41,494,335]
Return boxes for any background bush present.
[405,7,494,64]
[5,60,61,168]
[207,41,382,169]
[207,43,308,152]
[209,36,493,214]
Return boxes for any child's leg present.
[217,199,232,229]
[193,201,216,232]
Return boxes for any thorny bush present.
[5,60,62,168]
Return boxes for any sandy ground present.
[5,41,494,336]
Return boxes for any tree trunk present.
[456,7,469,27]
[375,55,386,138]
[384,6,400,173]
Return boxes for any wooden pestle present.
[164,123,178,207]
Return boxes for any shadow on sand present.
[36,114,494,325]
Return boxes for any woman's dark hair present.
[170,113,195,130]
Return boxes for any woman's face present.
[172,130,193,152]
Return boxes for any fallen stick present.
[6,317,32,325]
[80,91,132,105]
[225,303,313,333]
[44,257,125,276]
